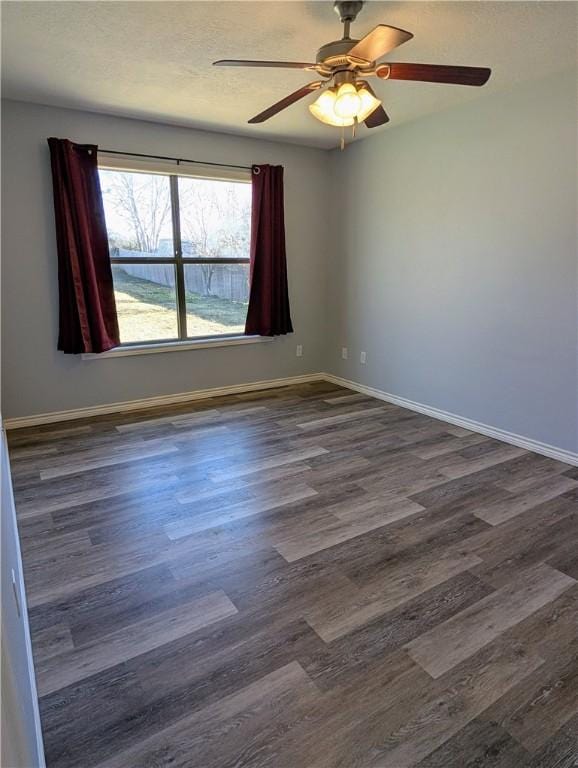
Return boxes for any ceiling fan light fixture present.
[355,85,382,122]
[309,82,382,128]
[309,88,354,127]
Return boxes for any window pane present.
[178,176,250,260]
[184,264,249,337]
[112,264,178,343]
[99,169,173,258]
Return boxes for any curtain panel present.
[47,138,120,353]
[245,164,293,337]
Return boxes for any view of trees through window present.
[99,167,251,344]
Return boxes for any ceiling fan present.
[213,0,491,144]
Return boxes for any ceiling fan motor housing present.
[316,38,360,67]
[321,2,367,69]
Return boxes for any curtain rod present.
[99,149,253,172]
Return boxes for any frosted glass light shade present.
[334,83,362,118]
[356,86,381,122]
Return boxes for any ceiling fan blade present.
[248,81,324,124]
[364,104,389,128]
[358,83,389,128]
[377,62,491,86]
[214,59,316,70]
[347,25,413,63]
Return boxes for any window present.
[99,159,251,346]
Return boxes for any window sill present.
[82,335,272,360]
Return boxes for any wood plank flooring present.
[8,381,578,768]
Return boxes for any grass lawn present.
[112,268,248,343]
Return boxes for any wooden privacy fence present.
[114,254,249,302]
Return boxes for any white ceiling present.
[1,1,576,149]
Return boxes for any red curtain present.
[245,164,293,336]
[47,138,120,353]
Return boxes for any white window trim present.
[82,335,273,360]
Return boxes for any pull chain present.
[340,125,345,151]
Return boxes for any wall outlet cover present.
[341,347,348,360]
[296,345,303,357]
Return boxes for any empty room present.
[1,1,577,766]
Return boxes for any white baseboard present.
[323,373,578,467]
[3,373,325,429]
[5,371,577,467]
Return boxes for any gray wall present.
[1,100,331,419]
[327,71,577,454]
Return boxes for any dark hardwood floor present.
[8,381,578,768]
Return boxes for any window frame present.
[99,159,252,348]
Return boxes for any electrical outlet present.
[360,351,367,365]
[296,345,303,357]
[341,347,348,360]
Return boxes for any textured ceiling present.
[1,1,576,149]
